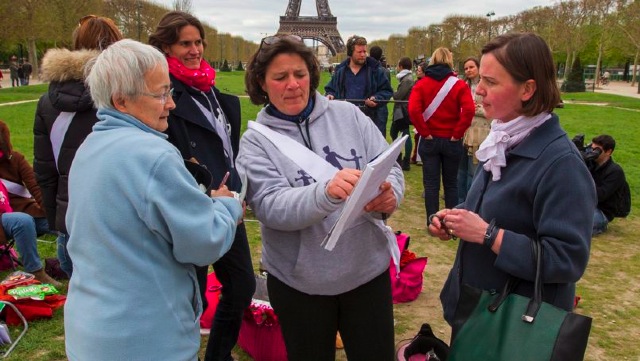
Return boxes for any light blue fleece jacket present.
[236,92,405,295]
[64,108,242,361]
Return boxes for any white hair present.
[85,39,168,109]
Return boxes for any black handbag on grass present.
[448,240,592,361]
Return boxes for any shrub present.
[561,56,586,92]
[220,59,231,72]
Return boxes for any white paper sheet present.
[322,134,408,250]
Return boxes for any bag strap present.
[50,111,76,171]
[422,76,458,123]
[522,239,543,323]
[0,179,31,198]
[247,121,338,182]
[247,121,401,273]
[487,239,544,324]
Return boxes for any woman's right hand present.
[210,185,233,198]
[427,209,455,240]
[326,169,361,200]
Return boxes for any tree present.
[616,0,640,86]
[172,0,192,13]
[585,0,619,87]
[561,55,587,92]
[220,59,231,72]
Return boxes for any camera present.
[572,134,602,164]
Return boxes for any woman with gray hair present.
[64,39,243,361]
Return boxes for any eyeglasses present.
[258,34,303,52]
[78,15,97,26]
[141,88,174,105]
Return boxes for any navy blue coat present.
[165,75,242,192]
[440,114,596,324]
[324,57,393,104]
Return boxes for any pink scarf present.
[166,56,216,92]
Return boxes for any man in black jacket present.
[589,134,630,235]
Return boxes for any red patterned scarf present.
[166,56,216,92]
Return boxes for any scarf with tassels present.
[167,56,216,92]
[475,112,551,181]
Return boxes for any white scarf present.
[475,112,551,181]
[396,69,411,80]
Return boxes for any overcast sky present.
[150,0,557,43]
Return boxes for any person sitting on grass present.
[588,134,630,235]
[0,120,61,287]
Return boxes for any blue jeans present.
[1,213,48,273]
[57,233,73,277]
[419,137,464,218]
[593,208,609,235]
[457,153,478,204]
[372,106,389,138]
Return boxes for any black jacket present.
[33,49,100,233]
[165,75,242,192]
[590,157,626,221]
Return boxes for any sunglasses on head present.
[258,34,303,52]
[78,14,97,26]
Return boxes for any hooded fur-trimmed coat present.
[33,48,100,234]
[0,120,46,243]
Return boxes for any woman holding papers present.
[237,36,405,361]
[408,47,474,220]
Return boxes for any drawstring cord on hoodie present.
[296,117,313,151]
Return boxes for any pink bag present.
[389,232,428,304]
[0,182,12,214]
[200,272,222,329]
[0,246,19,271]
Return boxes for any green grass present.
[0,84,48,103]
[561,91,640,110]
[1,75,639,360]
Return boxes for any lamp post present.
[486,11,495,40]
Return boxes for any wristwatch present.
[483,219,498,248]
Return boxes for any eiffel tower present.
[276,0,346,56]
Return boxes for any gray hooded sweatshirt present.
[236,92,405,295]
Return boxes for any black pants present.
[201,223,256,361]
[267,270,395,361]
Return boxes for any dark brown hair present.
[481,32,560,116]
[148,11,207,52]
[73,15,122,51]
[398,57,412,70]
[592,134,615,152]
[245,37,320,106]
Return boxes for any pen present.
[219,171,230,189]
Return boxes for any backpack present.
[612,178,631,218]
[462,117,491,164]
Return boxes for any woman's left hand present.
[364,181,397,214]
[442,209,488,244]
